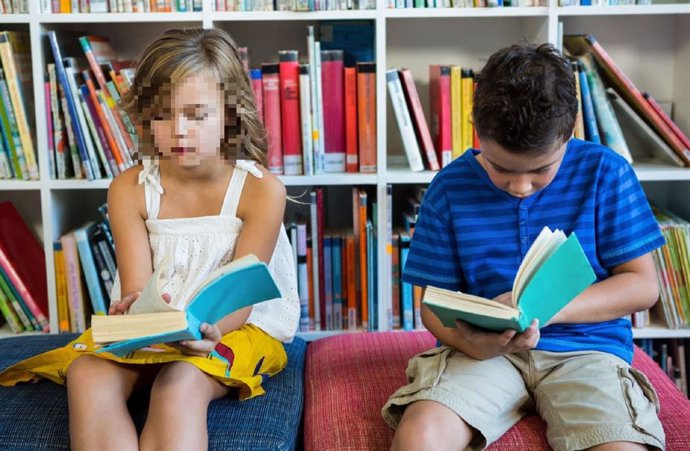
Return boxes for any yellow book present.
[450,66,463,160]
[572,61,586,140]
[53,241,71,333]
[0,32,38,180]
[460,69,474,154]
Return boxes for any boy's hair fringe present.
[473,42,578,154]
[119,28,268,167]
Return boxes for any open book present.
[91,254,281,356]
[423,227,596,332]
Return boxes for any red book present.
[262,63,283,174]
[0,202,49,331]
[429,65,452,168]
[564,35,690,166]
[399,68,440,171]
[250,68,263,124]
[357,63,376,174]
[279,51,303,176]
[321,50,345,173]
[473,80,480,150]
[344,67,358,173]
[643,92,690,151]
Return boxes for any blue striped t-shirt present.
[402,138,665,363]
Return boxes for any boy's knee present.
[393,401,471,451]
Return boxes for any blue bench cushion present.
[0,334,305,451]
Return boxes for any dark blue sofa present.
[0,334,306,451]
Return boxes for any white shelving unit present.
[0,0,688,342]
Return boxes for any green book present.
[423,227,596,333]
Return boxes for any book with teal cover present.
[92,254,281,357]
[423,228,596,333]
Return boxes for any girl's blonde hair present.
[119,28,267,166]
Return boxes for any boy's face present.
[477,139,567,199]
[151,74,225,167]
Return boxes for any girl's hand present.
[108,292,172,314]
[454,319,540,360]
[174,323,222,357]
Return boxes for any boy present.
[382,43,665,451]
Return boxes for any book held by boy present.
[92,254,281,356]
[423,227,596,332]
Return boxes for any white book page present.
[127,256,181,315]
[513,227,567,303]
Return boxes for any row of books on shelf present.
[559,0,652,5]
[42,0,202,13]
[288,187,379,332]
[243,25,377,176]
[387,0,545,7]
[213,0,376,11]
[388,34,690,174]
[0,31,39,181]
[0,0,28,13]
[635,338,688,397]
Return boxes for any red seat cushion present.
[304,331,690,451]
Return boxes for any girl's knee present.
[150,362,215,401]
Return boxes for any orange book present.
[83,76,125,172]
[358,189,368,328]
[357,63,376,173]
[346,234,357,330]
[344,67,358,173]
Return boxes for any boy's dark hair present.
[473,42,578,154]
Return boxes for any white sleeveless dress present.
[0,160,300,400]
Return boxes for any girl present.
[0,28,300,451]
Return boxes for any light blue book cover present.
[74,222,107,316]
[93,255,281,357]
[424,228,596,333]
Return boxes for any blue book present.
[331,235,343,331]
[423,227,596,333]
[577,61,601,144]
[92,254,281,357]
[399,232,414,331]
[74,222,108,316]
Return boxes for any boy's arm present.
[107,166,153,310]
[421,287,541,361]
[214,165,287,336]
[550,252,659,324]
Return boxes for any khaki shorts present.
[382,346,665,451]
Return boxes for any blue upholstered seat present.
[0,334,305,451]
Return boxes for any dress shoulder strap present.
[138,159,164,220]
[220,160,263,218]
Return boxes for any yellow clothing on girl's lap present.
[0,324,286,400]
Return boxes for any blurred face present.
[151,74,225,167]
[477,139,566,199]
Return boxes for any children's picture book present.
[92,254,281,356]
[423,227,596,332]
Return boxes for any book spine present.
[317,188,326,329]
[0,33,38,180]
[358,190,368,329]
[321,50,345,173]
[344,67,358,173]
[0,71,27,179]
[279,50,303,176]
[357,62,376,174]
[75,225,107,315]
[399,234,413,330]
[61,233,87,333]
[391,232,400,329]
[84,74,123,174]
[450,66,463,161]
[65,65,100,179]
[298,64,314,176]
[309,189,321,330]
[578,61,601,144]
[59,85,83,179]
[297,222,310,332]
[45,80,56,180]
[324,236,333,330]
[0,269,23,332]
[346,234,357,330]
[643,92,690,151]
[261,63,283,175]
[0,268,35,330]
[54,241,71,332]
[0,247,49,331]
[571,61,586,140]
[386,70,424,172]
[78,86,113,178]
[460,68,473,159]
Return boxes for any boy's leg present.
[530,351,664,451]
[383,346,533,451]
[67,355,157,451]
[140,361,229,451]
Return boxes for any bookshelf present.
[0,0,688,342]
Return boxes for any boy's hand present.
[172,323,222,357]
[493,291,513,307]
[454,319,540,360]
[108,292,172,314]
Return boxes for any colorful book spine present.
[0,268,35,331]
[430,65,452,167]
[82,73,121,174]
[53,241,71,333]
[399,68,439,171]
[332,235,343,330]
[45,80,56,179]
[571,61,586,140]
[279,51,303,176]
[386,70,424,172]
[0,70,27,179]
[298,64,314,176]
[344,67,358,173]
[578,61,601,144]
[321,50,345,173]
[460,69,474,156]
[61,232,87,333]
[450,65,463,160]
[297,222,310,332]
[357,62,376,174]
[75,223,108,315]
[309,189,321,331]
[0,270,23,333]
[324,236,333,330]
[261,63,283,175]
[346,234,357,330]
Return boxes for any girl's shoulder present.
[107,165,147,218]
[237,163,286,218]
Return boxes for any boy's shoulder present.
[563,138,632,179]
